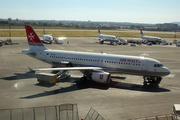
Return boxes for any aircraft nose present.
[163,67,170,76]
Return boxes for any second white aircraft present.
[97,27,119,45]
[140,28,163,44]
[41,27,67,44]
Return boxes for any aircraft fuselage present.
[24,49,170,77]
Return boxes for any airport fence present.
[131,114,178,120]
[0,103,79,120]
[84,107,105,120]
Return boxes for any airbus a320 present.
[22,25,170,87]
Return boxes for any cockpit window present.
[154,64,164,67]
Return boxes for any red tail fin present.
[25,25,42,43]
[98,27,101,34]
[25,25,47,49]
[140,28,143,35]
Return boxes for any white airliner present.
[41,27,54,44]
[41,27,67,44]
[140,28,163,44]
[22,25,170,87]
[97,27,119,45]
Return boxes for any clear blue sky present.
[1,0,180,24]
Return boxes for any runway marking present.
[86,50,94,52]
[108,51,155,54]
[141,45,177,48]
[163,62,180,63]
[69,44,78,45]
[169,86,180,90]
[140,53,149,56]
[149,56,180,62]
[165,74,175,78]
[161,45,177,48]
[71,45,93,52]
[170,69,180,73]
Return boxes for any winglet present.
[25,25,47,50]
[28,67,35,73]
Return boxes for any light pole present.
[174,24,178,41]
[8,18,12,40]
[8,18,12,45]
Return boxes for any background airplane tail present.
[140,28,144,36]
[43,26,46,35]
[98,27,101,34]
[25,25,47,50]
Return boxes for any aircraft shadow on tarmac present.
[21,77,170,99]
[1,71,36,80]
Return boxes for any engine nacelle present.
[91,72,111,84]
[99,39,103,42]
[99,39,104,44]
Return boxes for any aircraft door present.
[99,59,104,67]
[44,52,51,63]
[38,51,46,62]
[141,59,147,71]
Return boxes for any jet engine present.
[91,72,111,84]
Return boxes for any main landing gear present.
[143,76,162,87]
[80,75,88,82]
[100,41,104,44]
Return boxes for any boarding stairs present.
[56,70,70,81]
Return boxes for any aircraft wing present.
[34,67,102,71]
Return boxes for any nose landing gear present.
[143,76,162,87]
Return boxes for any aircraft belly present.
[106,68,165,77]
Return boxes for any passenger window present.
[154,64,156,67]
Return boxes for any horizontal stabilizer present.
[22,50,36,56]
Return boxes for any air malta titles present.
[120,59,140,63]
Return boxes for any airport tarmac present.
[0,37,180,120]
